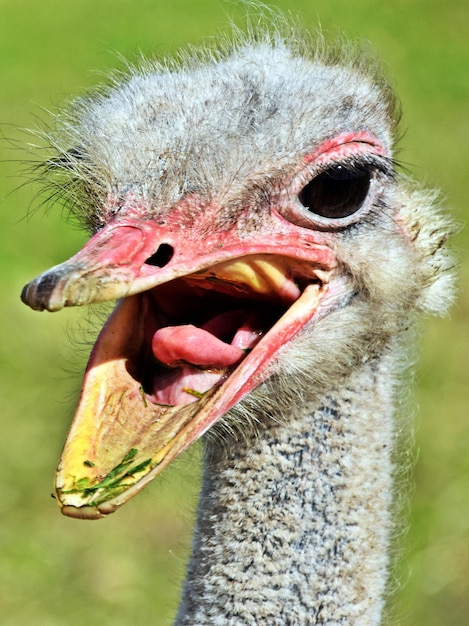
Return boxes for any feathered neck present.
[175,347,402,625]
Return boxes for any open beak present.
[22,199,336,519]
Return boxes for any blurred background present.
[0,1,467,624]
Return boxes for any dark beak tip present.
[21,270,66,311]
[21,281,45,311]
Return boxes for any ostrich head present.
[21,31,452,521]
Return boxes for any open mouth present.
[51,253,329,518]
[136,255,315,406]
[139,282,282,407]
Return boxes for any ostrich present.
[20,23,452,625]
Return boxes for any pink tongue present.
[152,324,245,368]
[152,310,263,368]
[150,311,265,406]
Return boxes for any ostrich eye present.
[298,164,372,219]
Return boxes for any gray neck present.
[175,351,399,626]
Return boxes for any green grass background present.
[0,1,467,624]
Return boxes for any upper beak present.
[21,201,334,313]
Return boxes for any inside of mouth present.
[131,278,288,407]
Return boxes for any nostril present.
[145,243,174,268]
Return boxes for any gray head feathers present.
[45,29,397,229]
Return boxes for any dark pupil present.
[298,165,371,219]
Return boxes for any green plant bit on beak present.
[58,448,152,505]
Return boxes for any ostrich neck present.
[175,350,399,626]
